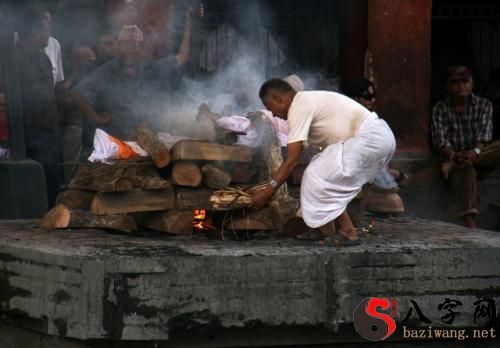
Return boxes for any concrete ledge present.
[0,217,499,343]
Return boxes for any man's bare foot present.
[336,211,358,240]
[319,221,336,237]
[338,228,358,241]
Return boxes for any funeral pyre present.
[41,105,299,238]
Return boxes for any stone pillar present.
[367,0,432,155]
[339,0,368,81]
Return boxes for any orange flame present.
[193,209,215,231]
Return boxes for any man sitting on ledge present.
[251,78,396,244]
[431,65,500,228]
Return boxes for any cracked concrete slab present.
[0,217,499,341]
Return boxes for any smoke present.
[3,0,343,145]
[372,168,399,190]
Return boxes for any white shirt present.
[287,91,370,147]
[44,37,64,85]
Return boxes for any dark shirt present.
[73,56,180,139]
[15,43,61,205]
[431,94,493,152]
[16,44,59,137]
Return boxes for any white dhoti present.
[300,113,396,228]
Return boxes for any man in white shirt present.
[45,36,64,85]
[252,78,396,244]
[43,11,64,84]
[13,11,63,85]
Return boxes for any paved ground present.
[0,215,499,346]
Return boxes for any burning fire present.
[193,209,215,231]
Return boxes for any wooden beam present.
[171,161,202,187]
[41,204,137,232]
[91,188,174,215]
[171,140,252,162]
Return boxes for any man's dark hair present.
[18,4,49,36]
[259,78,294,99]
[342,78,374,98]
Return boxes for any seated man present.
[431,66,500,228]
[252,79,396,244]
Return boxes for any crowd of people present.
[0,5,498,235]
[0,5,192,206]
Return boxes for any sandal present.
[322,232,361,246]
[295,228,324,241]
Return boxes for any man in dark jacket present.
[16,5,61,206]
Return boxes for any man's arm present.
[175,8,192,67]
[71,92,109,125]
[431,103,454,160]
[459,99,493,164]
[250,141,302,209]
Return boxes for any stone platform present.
[0,216,499,347]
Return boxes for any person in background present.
[342,77,408,187]
[57,45,97,184]
[96,32,117,66]
[43,10,64,85]
[16,5,61,206]
[284,74,305,93]
[431,65,500,228]
[252,78,396,245]
[342,78,376,111]
[72,8,192,140]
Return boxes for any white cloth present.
[215,115,259,147]
[156,132,189,150]
[89,129,188,164]
[262,110,288,147]
[287,91,371,148]
[300,113,396,228]
[44,37,64,85]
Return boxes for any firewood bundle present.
[42,121,298,236]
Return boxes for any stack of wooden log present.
[42,119,298,237]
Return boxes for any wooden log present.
[41,204,137,232]
[132,172,171,190]
[210,189,252,210]
[91,188,174,215]
[55,190,95,210]
[230,163,255,184]
[69,164,134,192]
[136,126,170,168]
[69,160,170,192]
[248,112,290,203]
[224,207,276,231]
[171,140,252,162]
[201,164,231,189]
[136,210,193,235]
[171,161,202,187]
[175,187,214,210]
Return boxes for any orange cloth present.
[108,134,139,159]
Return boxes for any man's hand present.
[456,150,478,166]
[250,185,274,210]
[96,112,111,125]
